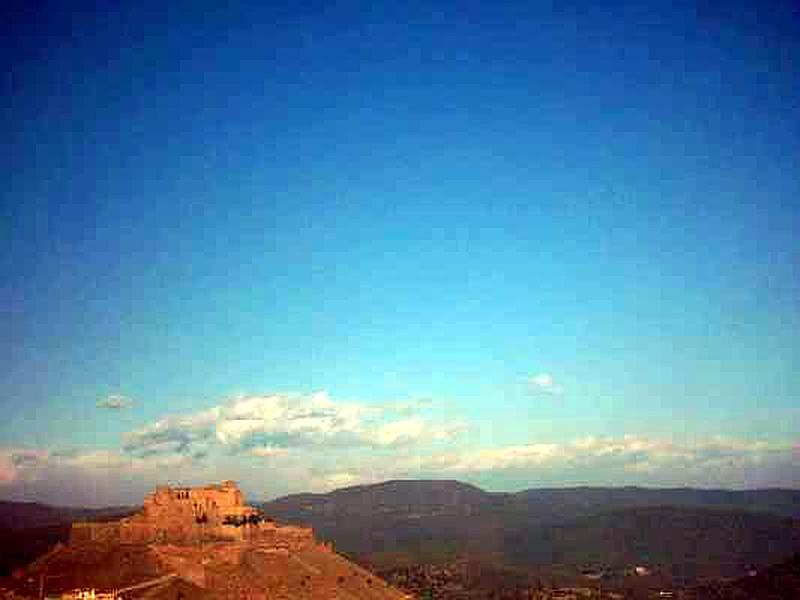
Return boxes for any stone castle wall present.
[69,481,324,553]
[69,518,320,549]
[142,480,252,527]
[70,521,121,545]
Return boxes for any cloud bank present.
[413,435,798,488]
[122,392,463,459]
[1,390,797,505]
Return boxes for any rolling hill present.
[0,503,137,577]
[261,481,800,582]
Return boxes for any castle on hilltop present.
[70,481,324,551]
[7,481,412,600]
[142,479,258,527]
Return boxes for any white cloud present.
[1,433,797,505]
[249,445,289,458]
[0,449,48,483]
[414,434,797,487]
[422,443,563,473]
[369,416,463,446]
[122,391,462,459]
[371,417,427,446]
[122,408,218,458]
[97,394,133,410]
[529,372,563,396]
[208,392,368,449]
[5,386,798,505]
[0,446,207,506]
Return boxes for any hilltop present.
[263,482,800,569]
[0,481,407,600]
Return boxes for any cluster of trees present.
[192,511,268,526]
[222,513,264,527]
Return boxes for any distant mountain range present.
[260,481,800,583]
[2,482,800,593]
[0,502,137,577]
[0,501,136,530]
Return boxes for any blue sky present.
[2,0,799,505]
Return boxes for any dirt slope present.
[1,540,410,599]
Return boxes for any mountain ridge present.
[263,480,800,519]
[260,479,800,586]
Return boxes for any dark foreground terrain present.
[687,553,800,600]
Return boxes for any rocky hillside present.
[0,488,408,600]
[1,538,409,599]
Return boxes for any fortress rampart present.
[69,481,325,552]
